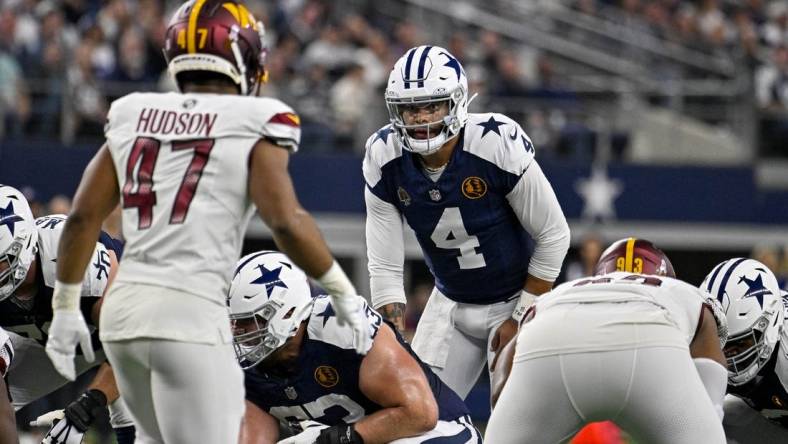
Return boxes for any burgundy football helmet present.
[594,237,675,278]
[163,0,267,95]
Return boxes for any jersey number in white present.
[270,393,365,424]
[430,207,486,269]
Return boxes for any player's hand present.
[330,295,371,355]
[276,421,328,444]
[490,318,518,371]
[38,412,86,444]
[45,311,95,381]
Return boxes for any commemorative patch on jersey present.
[397,187,411,206]
[461,177,487,199]
[314,365,339,388]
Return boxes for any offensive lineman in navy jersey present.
[363,45,570,398]
[230,252,480,444]
[0,185,135,443]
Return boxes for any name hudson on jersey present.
[136,108,218,137]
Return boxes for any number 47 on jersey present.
[122,136,214,230]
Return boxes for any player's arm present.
[239,400,279,444]
[350,323,438,444]
[506,160,570,318]
[364,188,407,332]
[48,144,119,380]
[249,140,369,353]
[490,332,517,408]
[57,144,120,288]
[0,377,17,444]
[690,306,728,420]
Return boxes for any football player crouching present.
[702,259,788,443]
[0,185,134,443]
[229,251,481,444]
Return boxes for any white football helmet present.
[701,258,784,386]
[227,251,314,369]
[0,185,38,302]
[385,45,474,155]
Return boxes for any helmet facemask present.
[724,308,782,386]
[0,240,27,301]
[230,301,287,370]
[386,87,468,156]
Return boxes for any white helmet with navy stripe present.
[0,185,38,302]
[227,251,314,369]
[701,258,784,386]
[385,45,473,155]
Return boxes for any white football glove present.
[38,412,86,444]
[30,410,65,428]
[329,295,371,355]
[45,311,95,381]
[277,421,328,444]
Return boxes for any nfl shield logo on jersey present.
[284,386,298,400]
[429,189,442,202]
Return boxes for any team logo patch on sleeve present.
[461,177,487,199]
[314,365,339,388]
[268,112,301,127]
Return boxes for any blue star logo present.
[316,302,336,327]
[441,51,462,81]
[250,264,288,297]
[0,202,24,236]
[374,126,394,145]
[738,272,773,308]
[477,116,505,138]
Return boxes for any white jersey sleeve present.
[506,160,570,281]
[463,114,570,282]
[34,215,111,298]
[307,295,382,354]
[362,127,407,309]
[104,92,301,304]
[0,328,12,377]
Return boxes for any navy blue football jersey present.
[363,113,536,304]
[244,296,469,433]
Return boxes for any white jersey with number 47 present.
[105,92,300,305]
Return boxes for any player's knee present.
[408,396,438,432]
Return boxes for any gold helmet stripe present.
[187,0,208,53]
[222,3,240,23]
[624,237,636,272]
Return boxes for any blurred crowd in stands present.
[0,0,787,157]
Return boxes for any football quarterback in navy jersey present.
[0,185,134,444]
[230,251,481,444]
[702,259,788,443]
[363,45,570,398]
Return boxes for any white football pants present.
[411,288,517,399]
[104,338,244,444]
[7,332,134,427]
[722,394,788,443]
[485,347,725,444]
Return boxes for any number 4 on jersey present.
[122,137,214,229]
[431,207,486,269]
